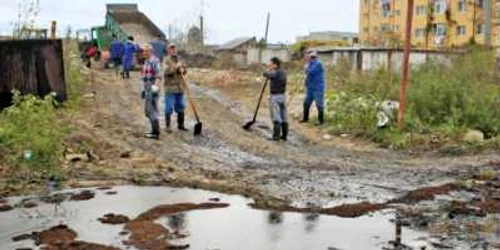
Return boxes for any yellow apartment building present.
[359,0,500,48]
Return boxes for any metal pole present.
[398,0,415,128]
[264,12,270,46]
[484,0,492,48]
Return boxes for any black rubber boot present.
[300,108,309,123]
[270,122,281,141]
[146,120,160,139]
[165,115,172,133]
[316,110,325,126]
[177,112,189,131]
[281,123,289,141]
[125,71,130,79]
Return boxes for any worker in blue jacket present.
[122,36,137,79]
[109,35,123,68]
[301,49,326,125]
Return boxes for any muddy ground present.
[3,67,500,248]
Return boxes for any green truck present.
[88,4,166,54]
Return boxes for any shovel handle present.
[181,74,201,122]
[252,79,269,122]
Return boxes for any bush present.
[326,49,500,149]
[0,91,64,179]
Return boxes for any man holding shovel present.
[264,57,288,141]
[301,49,326,125]
[163,44,188,132]
[140,44,162,139]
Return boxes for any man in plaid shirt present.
[141,44,162,139]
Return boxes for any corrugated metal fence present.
[0,39,66,108]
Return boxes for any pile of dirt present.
[13,225,119,250]
[97,186,112,190]
[98,213,131,224]
[392,183,459,203]
[23,201,38,208]
[124,203,229,250]
[70,190,95,201]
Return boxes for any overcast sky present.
[0,0,359,44]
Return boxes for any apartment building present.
[359,0,499,48]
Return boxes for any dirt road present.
[67,68,497,208]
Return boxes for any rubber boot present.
[269,122,281,141]
[300,108,309,123]
[177,112,189,131]
[146,120,160,139]
[316,110,325,126]
[281,123,289,141]
[126,71,130,79]
[165,115,172,133]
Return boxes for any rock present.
[65,154,90,162]
[322,134,333,141]
[70,190,95,201]
[120,151,132,158]
[340,134,349,138]
[463,130,484,143]
[98,213,131,224]
[23,201,38,209]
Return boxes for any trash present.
[377,100,399,128]
[322,134,333,141]
[23,150,33,161]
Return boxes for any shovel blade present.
[242,121,255,130]
[194,122,203,136]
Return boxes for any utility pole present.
[398,0,415,128]
[259,12,271,65]
[199,15,204,47]
[484,0,492,48]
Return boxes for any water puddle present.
[1,186,430,250]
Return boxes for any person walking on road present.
[122,36,137,79]
[140,44,162,139]
[264,57,288,141]
[163,44,188,133]
[109,35,123,68]
[151,35,167,63]
[301,49,326,125]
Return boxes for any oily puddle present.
[1,186,429,250]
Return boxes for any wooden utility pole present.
[398,0,415,128]
[199,15,204,47]
[50,21,56,39]
[259,12,271,65]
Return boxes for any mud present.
[13,225,119,250]
[123,203,229,250]
[134,202,230,221]
[0,203,13,212]
[22,201,38,208]
[392,183,460,204]
[41,193,67,204]
[98,213,130,224]
[104,191,117,195]
[69,190,95,201]
[252,202,387,218]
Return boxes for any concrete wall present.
[323,48,458,71]
[247,48,290,65]
[0,39,66,108]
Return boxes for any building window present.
[477,0,484,9]
[433,23,447,37]
[458,0,466,12]
[381,24,391,32]
[415,28,426,37]
[456,25,466,36]
[476,23,484,34]
[395,10,401,16]
[393,25,400,31]
[434,0,447,14]
[416,5,427,16]
[363,27,369,33]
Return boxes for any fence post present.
[398,0,415,128]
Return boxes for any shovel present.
[243,79,269,130]
[181,74,203,136]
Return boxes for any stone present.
[322,134,333,141]
[463,130,484,143]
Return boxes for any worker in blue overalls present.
[122,36,137,79]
